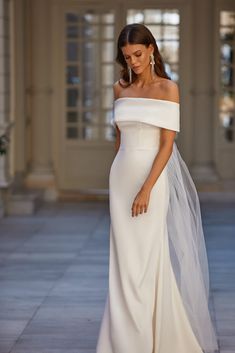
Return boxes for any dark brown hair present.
[116,23,170,86]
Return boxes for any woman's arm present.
[131,81,179,217]
[114,125,121,153]
[131,129,176,217]
[113,81,122,153]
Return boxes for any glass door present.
[215,9,235,178]
[53,2,181,192]
[65,10,115,143]
[54,3,117,191]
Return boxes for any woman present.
[96,23,218,353]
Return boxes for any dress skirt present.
[96,122,203,353]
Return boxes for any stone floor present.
[0,199,234,353]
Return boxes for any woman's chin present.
[133,67,143,74]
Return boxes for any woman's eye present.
[136,53,141,57]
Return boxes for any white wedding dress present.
[96,97,218,353]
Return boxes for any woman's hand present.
[131,186,151,217]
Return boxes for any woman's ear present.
[148,43,154,54]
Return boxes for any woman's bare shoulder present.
[153,78,179,103]
[113,79,129,100]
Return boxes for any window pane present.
[221,66,233,87]
[102,64,114,85]
[103,126,115,141]
[82,42,99,65]
[219,112,234,142]
[67,42,78,61]
[82,111,99,124]
[102,13,114,24]
[66,13,79,23]
[82,126,99,140]
[162,11,180,25]
[67,111,78,123]
[67,89,79,107]
[102,41,114,62]
[81,25,99,39]
[162,25,179,40]
[146,25,162,38]
[220,26,235,41]
[161,41,179,63]
[82,84,96,107]
[220,112,234,127]
[67,66,79,84]
[127,10,144,23]
[220,91,235,112]
[102,87,113,109]
[151,27,179,41]
[103,110,113,124]
[221,11,235,26]
[101,25,114,39]
[144,10,162,23]
[83,12,99,24]
[67,25,79,39]
[67,127,78,139]
[165,63,179,81]
[221,44,234,65]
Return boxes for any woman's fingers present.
[132,202,139,217]
[131,202,137,217]
[131,188,150,217]
[132,202,147,217]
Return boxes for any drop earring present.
[128,66,132,84]
[150,53,155,78]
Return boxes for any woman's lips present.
[132,66,140,70]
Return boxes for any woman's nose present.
[130,56,136,65]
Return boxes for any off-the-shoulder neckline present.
[114,97,179,105]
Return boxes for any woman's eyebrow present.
[124,50,141,56]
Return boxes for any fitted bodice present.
[117,121,160,150]
[112,97,180,150]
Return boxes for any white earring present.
[128,66,132,83]
[150,53,155,77]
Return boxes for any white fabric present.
[166,143,218,352]
[112,97,180,132]
[96,97,218,353]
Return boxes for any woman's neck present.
[134,67,159,88]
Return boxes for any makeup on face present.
[122,44,152,72]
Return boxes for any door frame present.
[51,0,193,192]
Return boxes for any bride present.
[96,23,219,353]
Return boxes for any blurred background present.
[0,0,235,216]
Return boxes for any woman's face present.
[121,43,153,75]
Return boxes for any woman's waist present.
[119,139,159,150]
[119,129,159,149]
[115,146,159,161]
[119,145,159,151]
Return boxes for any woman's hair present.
[116,23,170,86]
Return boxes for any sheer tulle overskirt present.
[166,142,219,353]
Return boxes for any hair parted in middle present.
[116,23,170,86]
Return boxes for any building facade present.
[0,0,235,215]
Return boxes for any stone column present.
[0,0,11,216]
[11,0,26,187]
[25,0,56,199]
[191,0,218,182]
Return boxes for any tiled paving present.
[0,199,234,353]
